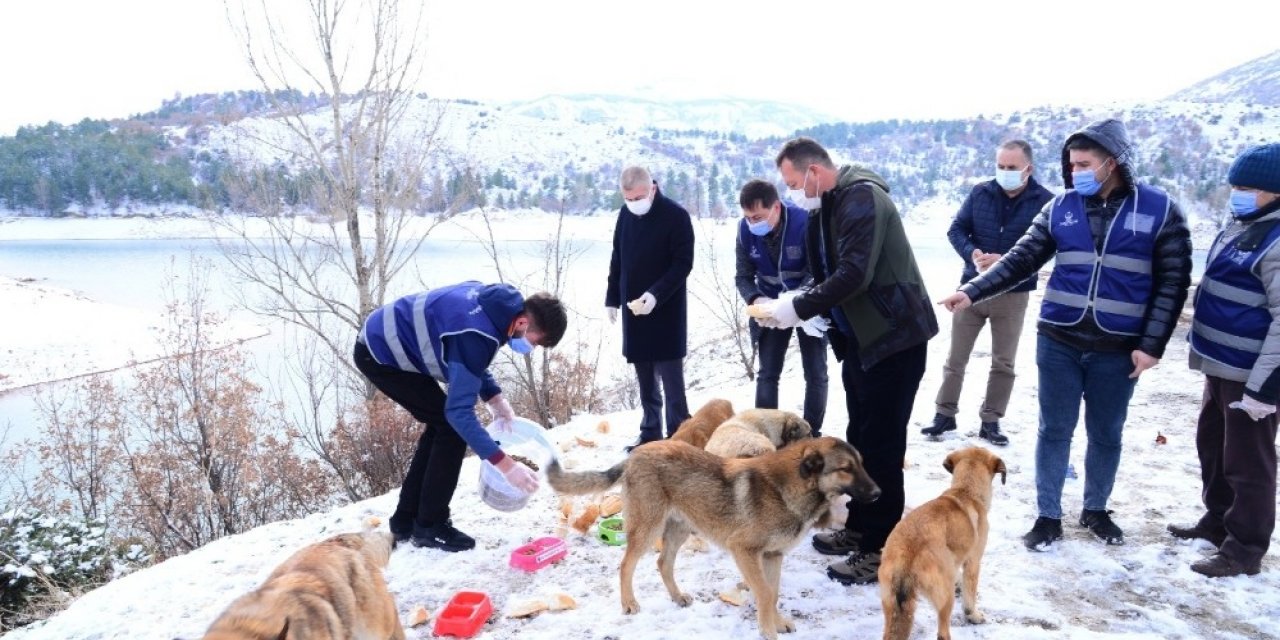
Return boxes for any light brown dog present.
[669,398,735,449]
[547,437,881,640]
[704,408,811,458]
[202,530,403,640]
[878,447,1006,640]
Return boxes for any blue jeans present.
[755,325,829,435]
[1034,334,1138,519]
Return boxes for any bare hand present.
[975,252,1002,272]
[1129,350,1159,379]
[939,292,972,312]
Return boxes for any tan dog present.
[669,398,735,449]
[878,447,1006,640]
[704,408,811,458]
[547,437,880,640]
[202,530,403,640]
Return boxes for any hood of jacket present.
[476,283,524,341]
[835,164,890,194]
[1062,118,1135,190]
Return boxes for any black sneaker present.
[921,414,957,438]
[827,549,882,585]
[1167,521,1227,547]
[812,529,862,556]
[624,434,662,454]
[978,421,1009,446]
[1080,509,1125,545]
[1022,517,1063,551]
[411,520,476,552]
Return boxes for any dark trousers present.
[841,341,928,551]
[1197,375,1279,565]
[353,341,466,532]
[756,326,829,435]
[635,358,690,438]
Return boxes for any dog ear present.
[942,452,956,475]
[800,449,825,478]
[993,456,1007,485]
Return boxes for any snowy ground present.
[4,211,1277,640]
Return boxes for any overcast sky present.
[2,0,1278,135]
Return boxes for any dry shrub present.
[325,396,421,499]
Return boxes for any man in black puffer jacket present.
[939,119,1192,551]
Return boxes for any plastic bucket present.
[478,417,555,512]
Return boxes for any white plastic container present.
[478,417,555,512]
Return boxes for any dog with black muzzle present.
[548,436,880,640]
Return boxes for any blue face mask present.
[1072,160,1111,197]
[509,335,534,355]
[747,219,773,236]
[1230,189,1259,217]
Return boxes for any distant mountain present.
[1168,49,1280,105]
[504,94,839,140]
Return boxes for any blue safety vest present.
[1190,220,1280,373]
[1040,184,1170,335]
[359,281,502,382]
[739,202,809,298]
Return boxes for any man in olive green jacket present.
[759,136,938,585]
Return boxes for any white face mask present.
[625,188,653,216]
[786,168,822,210]
[995,168,1025,191]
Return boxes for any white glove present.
[627,292,657,316]
[496,455,540,493]
[487,394,516,432]
[1229,396,1277,421]
[607,306,619,324]
[760,294,802,328]
[799,315,830,338]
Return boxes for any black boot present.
[921,414,957,438]
[1022,517,1063,551]
[979,421,1009,446]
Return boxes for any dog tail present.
[546,457,625,495]
[880,571,916,640]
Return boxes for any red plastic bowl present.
[509,536,568,572]
[432,590,493,638]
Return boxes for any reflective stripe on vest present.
[360,282,499,382]
[1190,220,1280,373]
[740,202,809,298]
[1040,185,1169,335]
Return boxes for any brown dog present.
[547,437,880,640]
[669,398,735,449]
[704,408,811,458]
[202,530,403,640]
[878,447,1006,640]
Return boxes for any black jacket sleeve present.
[960,203,1058,302]
[794,183,879,318]
[1138,200,1193,358]
[947,191,978,262]
[735,231,764,303]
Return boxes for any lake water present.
[0,226,1207,461]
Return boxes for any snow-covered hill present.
[1169,49,1280,106]
[504,94,840,140]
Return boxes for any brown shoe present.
[1190,552,1260,578]
[1167,521,1226,547]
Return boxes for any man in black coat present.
[606,166,695,451]
[923,140,1054,446]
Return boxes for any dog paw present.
[775,614,796,633]
[673,592,693,607]
[622,599,640,615]
[965,609,986,624]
